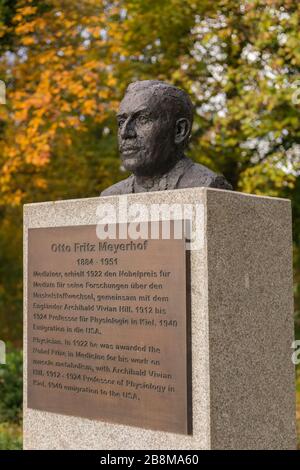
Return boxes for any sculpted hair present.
[125,80,194,148]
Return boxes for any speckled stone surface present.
[206,190,296,449]
[23,188,296,449]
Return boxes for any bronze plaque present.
[27,222,191,434]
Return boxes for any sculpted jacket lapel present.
[130,157,193,193]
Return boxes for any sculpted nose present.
[121,117,136,139]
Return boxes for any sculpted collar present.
[126,157,194,193]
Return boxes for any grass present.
[0,422,22,450]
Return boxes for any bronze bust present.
[101,80,232,196]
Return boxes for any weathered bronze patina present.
[101,80,232,196]
[27,223,191,434]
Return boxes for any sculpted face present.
[117,89,176,176]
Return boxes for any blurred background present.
[0,0,299,449]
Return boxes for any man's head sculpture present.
[118,80,193,176]
[101,80,232,195]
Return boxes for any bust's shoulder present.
[100,176,133,196]
[178,160,232,190]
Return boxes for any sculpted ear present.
[174,118,191,145]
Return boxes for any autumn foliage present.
[0,0,300,341]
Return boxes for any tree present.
[0,0,300,342]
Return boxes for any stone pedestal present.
[23,188,296,449]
